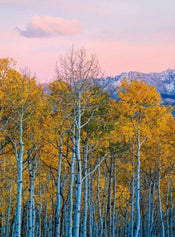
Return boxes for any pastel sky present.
[1,0,175,82]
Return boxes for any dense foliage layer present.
[0,53,175,237]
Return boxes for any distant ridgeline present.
[96,69,175,107]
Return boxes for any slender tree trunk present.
[16,115,24,237]
[97,164,103,237]
[166,177,170,237]
[131,164,135,237]
[104,176,109,237]
[134,130,141,237]
[28,176,35,237]
[82,137,88,237]
[68,125,76,237]
[32,186,35,237]
[112,162,116,237]
[26,200,29,236]
[16,155,23,237]
[64,204,68,237]
[5,181,11,237]
[1,212,5,237]
[12,220,15,237]
[170,180,173,237]
[73,94,82,237]
[131,141,135,237]
[27,150,37,237]
[107,160,113,237]
[158,158,165,237]
[149,181,155,237]
[55,136,63,237]
[124,191,129,237]
[147,179,152,237]
[89,173,94,237]
[38,163,42,237]
[93,201,97,237]
[44,198,48,237]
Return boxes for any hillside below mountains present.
[97,69,175,105]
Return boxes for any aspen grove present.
[0,50,175,237]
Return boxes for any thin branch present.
[81,150,122,183]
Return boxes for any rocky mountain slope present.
[97,69,175,105]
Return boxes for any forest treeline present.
[0,49,175,237]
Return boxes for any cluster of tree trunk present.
[0,51,175,237]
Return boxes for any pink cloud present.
[17,16,82,38]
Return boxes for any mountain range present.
[97,69,175,105]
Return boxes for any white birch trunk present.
[27,150,37,237]
[12,220,15,237]
[64,204,68,237]
[32,193,35,237]
[73,94,82,237]
[112,172,116,237]
[104,177,109,237]
[82,137,88,237]
[147,179,151,237]
[134,130,141,237]
[55,137,63,237]
[124,191,129,237]
[16,115,24,237]
[108,161,113,237]
[68,124,76,237]
[149,181,155,237]
[97,165,103,237]
[92,202,97,237]
[44,198,48,237]
[158,158,165,237]
[131,142,135,237]
[38,164,42,237]
[5,182,11,237]
[1,211,5,237]
[170,180,173,237]
[166,177,170,237]
[89,173,93,237]
[131,166,135,237]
